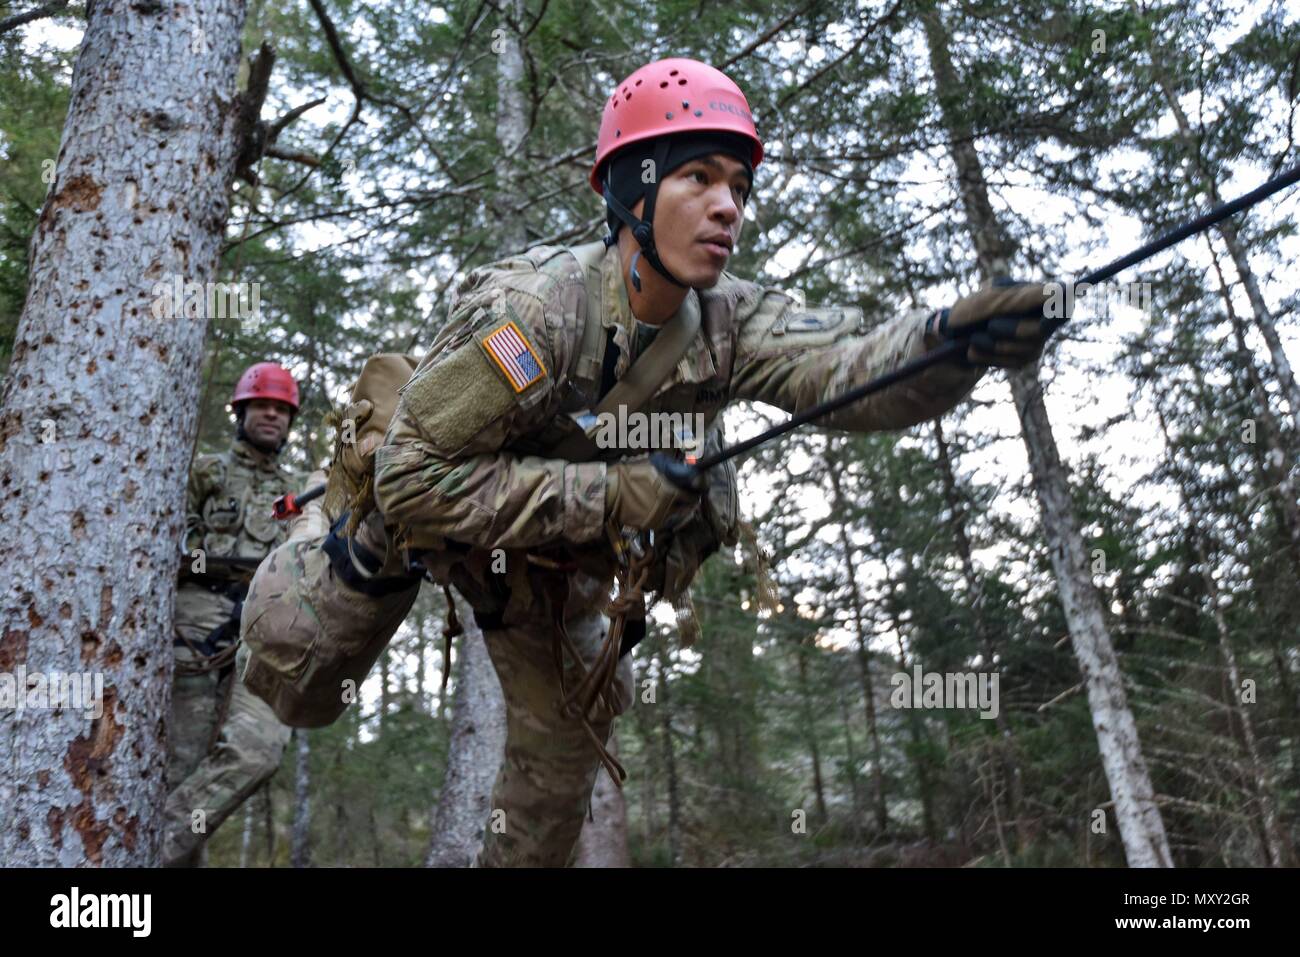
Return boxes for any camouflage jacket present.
[184,437,297,564]
[373,239,984,619]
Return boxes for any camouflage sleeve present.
[287,467,330,542]
[372,280,606,553]
[183,453,224,553]
[730,287,985,431]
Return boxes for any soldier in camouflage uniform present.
[372,58,1065,867]
[163,362,300,866]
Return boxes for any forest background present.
[1,0,1297,867]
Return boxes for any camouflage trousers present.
[163,584,292,867]
[475,579,635,868]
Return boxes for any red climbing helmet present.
[231,362,299,412]
[590,57,764,195]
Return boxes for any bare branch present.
[718,0,822,72]
[234,42,277,185]
[520,0,551,39]
[776,0,906,110]
[1037,682,1084,713]
[0,0,69,37]
[307,0,367,99]
[267,96,327,145]
[264,146,320,167]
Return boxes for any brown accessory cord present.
[206,668,238,754]
[527,522,656,790]
[173,629,239,751]
[419,539,631,783]
[440,584,462,696]
[174,632,241,676]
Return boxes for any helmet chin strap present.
[603,139,692,292]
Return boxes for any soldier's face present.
[635,153,750,288]
[243,398,293,449]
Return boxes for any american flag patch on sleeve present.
[480,319,547,393]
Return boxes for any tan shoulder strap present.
[594,289,699,417]
[570,241,607,388]
[549,280,701,462]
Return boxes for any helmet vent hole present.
[665,111,673,119]
[669,69,678,75]
[659,80,668,88]
[677,79,686,85]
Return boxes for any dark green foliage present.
[3,0,1295,866]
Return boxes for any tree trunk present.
[1206,252,1300,788]
[436,617,450,725]
[1206,244,1300,568]
[826,440,889,833]
[332,744,348,865]
[422,1,523,865]
[493,0,528,255]
[635,677,660,849]
[425,613,506,867]
[239,802,254,868]
[290,729,311,868]
[415,614,427,713]
[977,742,1012,866]
[1154,405,1294,868]
[262,781,274,866]
[1203,572,1291,867]
[658,647,682,866]
[885,601,939,845]
[368,806,381,867]
[836,677,866,841]
[573,729,631,867]
[1007,365,1171,866]
[1156,76,1300,432]
[1213,216,1300,433]
[923,9,1172,868]
[794,641,829,824]
[0,0,250,867]
[867,548,941,845]
[702,610,762,807]
[379,646,391,735]
[932,419,1028,850]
